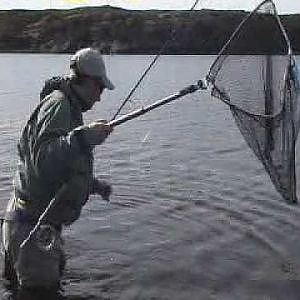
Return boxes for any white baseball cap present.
[70,48,115,90]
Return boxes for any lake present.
[1,54,300,299]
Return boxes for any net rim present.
[206,0,294,117]
[208,0,292,74]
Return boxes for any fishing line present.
[111,0,201,120]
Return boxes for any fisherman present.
[2,48,114,295]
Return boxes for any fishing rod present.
[111,0,201,121]
[19,0,202,252]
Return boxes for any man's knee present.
[16,242,62,288]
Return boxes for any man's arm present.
[32,92,112,185]
[32,94,85,183]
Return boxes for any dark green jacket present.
[7,78,94,225]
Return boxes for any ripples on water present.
[1,55,300,299]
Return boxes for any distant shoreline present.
[0,6,298,54]
[0,51,299,55]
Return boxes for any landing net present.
[207,0,300,203]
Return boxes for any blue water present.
[0,54,300,299]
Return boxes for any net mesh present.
[207,0,300,203]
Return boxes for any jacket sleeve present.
[32,93,85,184]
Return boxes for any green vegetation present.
[0,6,299,54]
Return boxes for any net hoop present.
[206,0,294,119]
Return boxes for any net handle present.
[108,80,207,127]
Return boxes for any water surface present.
[0,54,300,299]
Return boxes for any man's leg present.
[2,220,18,286]
[2,220,65,290]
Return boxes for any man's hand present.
[82,120,113,147]
[91,179,112,201]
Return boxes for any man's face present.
[82,77,105,111]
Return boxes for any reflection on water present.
[0,55,300,299]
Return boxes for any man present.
[2,48,114,295]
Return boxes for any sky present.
[0,0,299,14]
